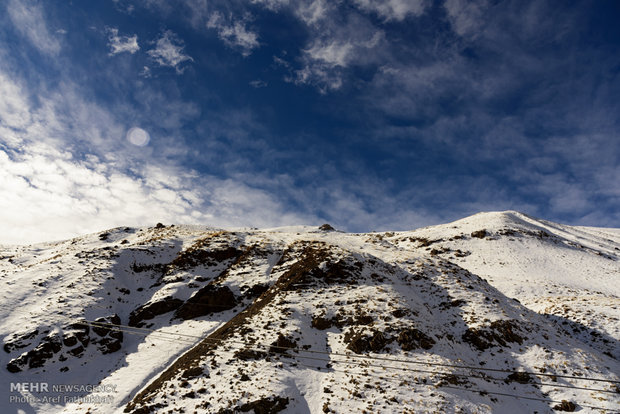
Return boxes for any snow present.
[1,211,618,413]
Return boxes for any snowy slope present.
[0,212,618,414]
[397,211,620,347]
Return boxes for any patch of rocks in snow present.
[0,212,618,413]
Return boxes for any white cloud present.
[112,0,136,14]
[443,0,489,38]
[139,66,152,78]
[292,65,343,93]
[252,0,329,25]
[0,142,316,244]
[353,0,429,21]
[206,12,260,56]
[306,40,354,68]
[295,0,330,25]
[147,31,193,72]
[294,24,385,91]
[248,0,426,92]
[138,1,261,55]
[250,0,289,12]
[0,145,203,244]
[0,67,314,245]
[6,0,61,55]
[249,79,267,88]
[0,72,32,130]
[139,1,391,91]
[306,30,383,67]
[273,55,291,68]
[106,27,140,55]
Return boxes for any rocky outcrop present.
[174,285,237,320]
[129,297,184,327]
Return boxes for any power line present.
[80,320,619,413]
[80,320,620,397]
[26,294,620,389]
[290,361,620,413]
[81,319,620,386]
[438,384,620,413]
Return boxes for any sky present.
[0,0,619,244]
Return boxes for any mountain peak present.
[1,212,618,413]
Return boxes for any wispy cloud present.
[206,12,260,56]
[0,143,189,244]
[251,0,331,25]
[443,0,488,38]
[0,72,33,131]
[139,66,152,78]
[0,65,313,244]
[0,140,313,244]
[294,15,386,91]
[353,0,429,21]
[147,30,193,72]
[249,79,267,88]
[2,0,617,243]
[6,0,61,55]
[112,0,136,14]
[106,27,140,55]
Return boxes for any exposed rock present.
[181,367,204,379]
[391,309,408,318]
[62,333,78,347]
[437,374,468,386]
[170,246,242,271]
[92,315,121,336]
[3,329,38,353]
[65,322,90,346]
[286,256,363,290]
[23,332,62,369]
[6,360,23,373]
[345,329,392,354]
[174,285,237,320]
[238,396,289,414]
[463,320,525,351]
[129,297,184,327]
[234,348,269,361]
[553,400,577,412]
[505,372,534,384]
[91,315,123,354]
[311,316,333,330]
[131,262,166,274]
[321,259,363,285]
[397,328,435,351]
[242,283,270,299]
[269,334,297,355]
[68,345,85,356]
[6,322,93,372]
[96,336,123,354]
[356,314,374,325]
[439,299,467,310]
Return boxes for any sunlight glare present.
[126,127,150,146]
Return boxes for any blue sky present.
[0,0,618,244]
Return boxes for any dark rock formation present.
[174,285,237,320]
[129,297,184,327]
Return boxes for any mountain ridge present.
[1,211,618,413]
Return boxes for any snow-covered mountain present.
[1,211,619,413]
